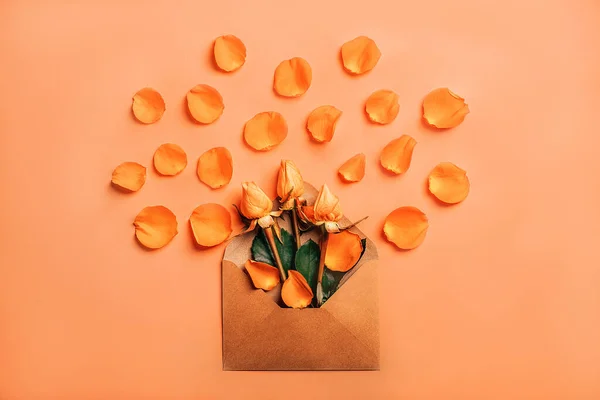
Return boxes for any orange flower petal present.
[273,57,312,97]
[244,260,280,291]
[213,35,246,72]
[132,87,165,124]
[189,203,232,247]
[197,147,233,189]
[153,143,187,176]
[187,84,224,124]
[281,270,313,309]
[299,205,316,224]
[325,230,363,272]
[365,89,399,124]
[383,206,429,250]
[340,36,381,75]
[111,162,146,192]
[380,135,417,175]
[133,205,178,249]
[422,88,469,128]
[428,162,470,204]
[243,111,288,151]
[338,153,366,183]
[306,105,342,143]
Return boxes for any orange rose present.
[240,182,273,220]
[313,184,343,232]
[276,160,304,209]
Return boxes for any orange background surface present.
[1,1,600,399]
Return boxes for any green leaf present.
[294,239,320,293]
[321,268,346,304]
[251,228,295,273]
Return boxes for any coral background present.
[1,0,599,399]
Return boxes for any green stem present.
[316,225,330,306]
[263,226,287,281]
[290,208,301,251]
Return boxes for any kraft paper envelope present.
[221,184,379,371]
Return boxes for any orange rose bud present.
[240,182,274,221]
[276,160,304,208]
[313,184,342,231]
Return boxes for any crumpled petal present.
[298,205,316,224]
[428,162,470,204]
[380,135,417,175]
[189,203,232,247]
[243,111,288,151]
[133,206,178,249]
[340,36,381,75]
[282,270,314,309]
[365,89,399,124]
[213,35,246,72]
[187,84,224,124]
[244,260,280,291]
[111,162,146,192]
[197,147,233,189]
[153,143,187,176]
[383,206,429,250]
[273,57,312,97]
[132,87,165,124]
[306,105,342,143]
[422,88,469,128]
[338,153,365,183]
[325,230,363,272]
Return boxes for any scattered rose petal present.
[213,35,246,72]
[153,143,187,176]
[197,147,233,189]
[422,88,469,128]
[383,206,429,250]
[365,89,399,124]
[133,205,178,249]
[244,260,280,291]
[111,162,146,192]
[380,135,417,175]
[340,36,381,75]
[243,111,288,151]
[306,105,343,143]
[325,230,363,272]
[281,270,314,309]
[187,84,224,124]
[189,203,233,247]
[132,87,165,124]
[428,162,470,204]
[338,153,366,183]
[273,57,312,97]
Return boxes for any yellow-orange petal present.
[383,206,429,250]
[281,270,313,309]
[186,84,224,124]
[244,260,280,291]
[197,147,233,189]
[132,87,165,124]
[306,105,343,143]
[189,203,232,247]
[365,89,399,124]
[325,230,363,272]
[428,162,470,204]
[273,57,312,97]
[299,205,316,224]
[338,153,365,183]
[380,135,417,175]
[340,36,381,75]
[153,143,187,176]
[133,205,178,249]
[111,162,146,192]
[213,35,246,72]
[243,111,288,151]
[422,88,469,129]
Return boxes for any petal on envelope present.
[197,147,233,189]
[338,153,366,183]
[282,270,314,309]
[340,36,381,75]
[187,84,224,124]
[383,206,429,250]
[273,57,312,97]
[111,162,146,192]
[133,205,178,249]
[132,87,165,124]
[213,35,246,72]
[153,143,187,176]
[243,111,288,151]
[325,230,363,272]
[306,105,342,143]
[189,203,233,247]
[428,162,470,204]
[244,260,280,291]
[365,89,399,124]
[380,135,416,175]
[422,88,469,128]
